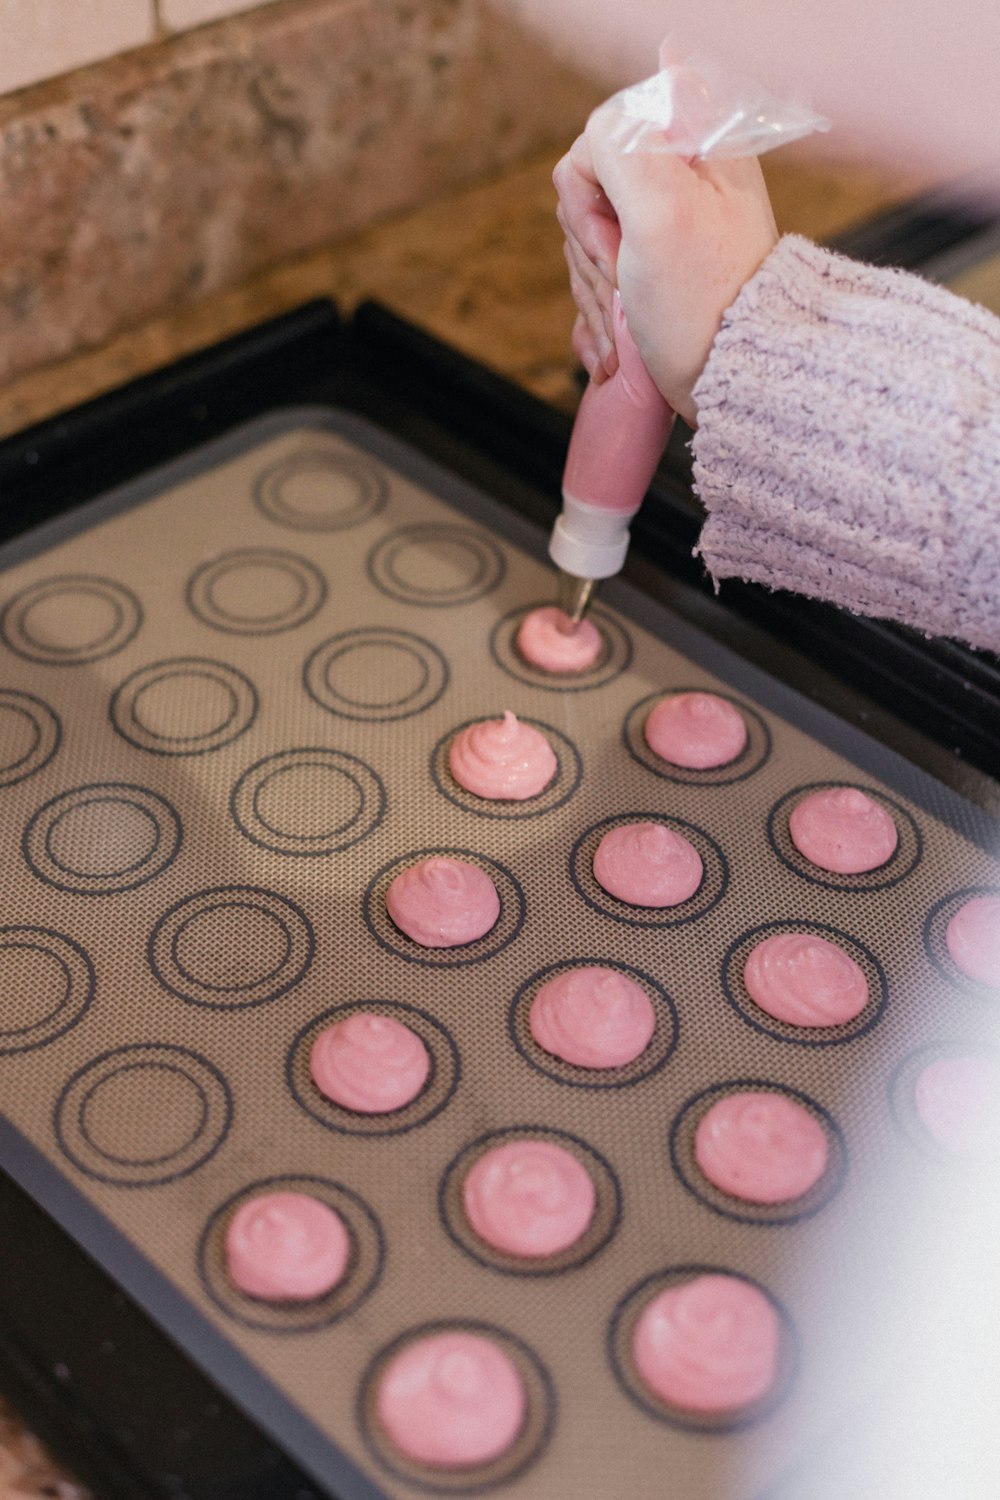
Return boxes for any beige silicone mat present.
[0,409,997,1500]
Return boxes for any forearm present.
[692,235,1000,652]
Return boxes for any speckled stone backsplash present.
[0,0,598,387]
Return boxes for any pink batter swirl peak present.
[310,1012,430,1113]
[915,1054,998,1155]
[644,692,748,770]
[788,786,898,874]
[376,1330,526,1469]
[529,965,655,1068]
[448,711,556,800]
[633,1274,781,1414]
[224,1191,351,1302]
[515,606,603,674]
[593,821,703,907]
[694,1092,829,1203]
[462,1139,596,1258]
[386,857,500,948]
[743,931,868,1027]
[945,895,1000,987]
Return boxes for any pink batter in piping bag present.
[549,49,828,624]
[551,293,674,623]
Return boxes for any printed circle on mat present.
[721,921,888,1046]
[924,887,1000,997]
[358,1320,555,1494]
[367,524,505,607]
[430,717,582,820]
[230,748,387,856]
[767,783,921,892]
[109,658,258,756]
[24,783,182,895]
[253,450,389,531]
[364,849,525,968]
[198,1175,384,1334]
[623,689,771,786]
[186,549,327,635]
[55,1043,232,1186]
[890,1043,999,1159]
[0,926,94,1054]
[148,885,315,1009]
[669,1081,846,1225]
[608,1265,797,1432]
[0,690,61,787]
[489,601,632,693]
[304,628,449,722]
[439,1126,620,1276]
[1,574,142,665]
[569,813,727,928]
[509,959,679,1091]
[288,1001,460,1137]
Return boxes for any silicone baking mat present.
[0,408,997,1500]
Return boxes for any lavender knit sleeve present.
[691,234,1000,652]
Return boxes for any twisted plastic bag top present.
[603,50,830,160]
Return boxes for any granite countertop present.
[0,143,928,1497]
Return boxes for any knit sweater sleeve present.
[691,234,1000,653]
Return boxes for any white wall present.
[0,0,281,98]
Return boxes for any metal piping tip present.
[556,571,599,628]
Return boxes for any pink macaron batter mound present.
[945,894,1000,986]
[529,965,656,1068]
[593,821,703,908]
[386,857,500,948]
[515,606,603,674]
[914,1054,998,1155]
[632,1274,781,1415]
[462,1139,596,1258]
[644,692,747,770]
[376,1330,526,1469]
[694,1092,829,1204]
[310,1012,430,1113]
[743,931,868,1028]
[788,786,898,874]
[448,710,556,800]
[225,1191,351,1302]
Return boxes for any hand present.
[554,100,778,426]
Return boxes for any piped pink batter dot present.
[644,692,748,770]
[744,931,868,1027]
[462,1139,596,1258]
[945,895,1000,987]
[593,821,703,908]
[915,1055,998,1154]
[516,606,603,674]
[225,1191,351,1302]
[788,787,898,874]
[448,711,556,800]
[632,1274,780,1414]
[386,857,500,948]
[694,1092,828,1203]
[529,966,655,1068]
[310,1012,430,1113]
[376,1331,525,1469]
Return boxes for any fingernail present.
[597,332,614,365]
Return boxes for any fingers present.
[561,227,616,358]
[571,314,612,384]
[553,139,620,273]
